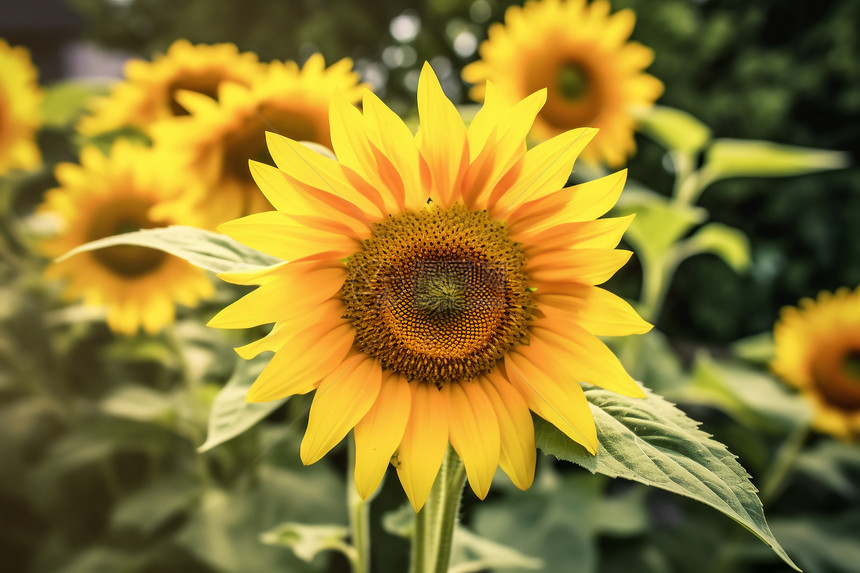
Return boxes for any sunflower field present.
[1,0,859,572]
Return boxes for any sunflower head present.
[39,141,213,335]
[151,53,367,228]
[209,62,651,510]
[0,38,42,175]
[77,40,264,136]
[772,287,860,439]
[462,0,664,167]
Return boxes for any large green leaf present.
[634,106,712,154]
[56,225,282,274]
[198,355,284,452]
[260,522,353,563]
[678,222,751,274]
[534,386,799,571]
[702,139,848,183]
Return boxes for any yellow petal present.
[396,382,449,511]
[504,351,598,454]
[512,215,634,253]
[527,248,632,285]
[218,211,357,261]
[537,286,652,337]
[248,160,369,235]
[301,354,382,465]
[480,373,536,490]
[265,131,386,219]
[527,325,645,398]
[447,382,500,500]
[493,127,598,214]
[362,90,425,210]
[208,266,345,329]
[353,372,412,499]
[416,62,468,207]
[246,318,354,403]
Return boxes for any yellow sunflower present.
[772,287,860,439]
[77,39,264,135]
[0,39,42,175]
[39,141,213,335]
[151,53,366,228]
[462,0,664,167]
[209,63,651,510]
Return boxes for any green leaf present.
[177,465,345,573]
[260,522,353,563]
[794,441,860,498]
[449,526,543,573]
[41,80,109,128]
[616,187,706,262]
[730,332,775,364]
[702,138,849,183]
[768,514,860,573]
[111,475,198,534]
[100,385,178,423]
[198,355,284,452]
[678,222,751,273]
[56,225,282,274]
[676,355,811,433]
[534,386,800,571]
[383,503,543,573]
[634,106,712,154]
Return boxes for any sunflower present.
[151,53,366,228]
[39,141,213,335]
[77,40,264,135]
[208,63,651,511]
[462,0,663,167]
[0,39,42,175]
[772,287,860,439]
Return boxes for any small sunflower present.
[39,141,213,335]
[0,39,42,175]
[78,40,263,135]
[151,53,366,228]
[462,0,663,167]
[772,287,860,439]
[209,63,651,510]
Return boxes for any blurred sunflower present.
[0,39,42,175]
[77,40,263,135]
[462,0,663,167]
[152,54,365,228]
[209,63,651,510]
[39,141,213,335]
[772,287,860,439]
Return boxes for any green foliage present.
[197,356,286,453]
[534,386,798,570]
[57,226,282,273]
[702,139,850,184]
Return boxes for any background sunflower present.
[0,39,42,175]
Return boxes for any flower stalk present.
[347,439,371,573]
[410,446,467,573]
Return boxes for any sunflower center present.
[167,73,227,116]
[810,346,860,410]
[557,62,590,101]
[342,203,533,386]
[842,350,860,382]
[88,197,167,278]
[224,105,325,191]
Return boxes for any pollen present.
[342,203,533,385]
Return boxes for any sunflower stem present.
[347,439,371,573]
[411,446,467,573]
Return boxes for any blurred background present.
[1,0,858,572]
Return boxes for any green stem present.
[347,439,371,573]
[759,424,809,505]
[410,446,467,573]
